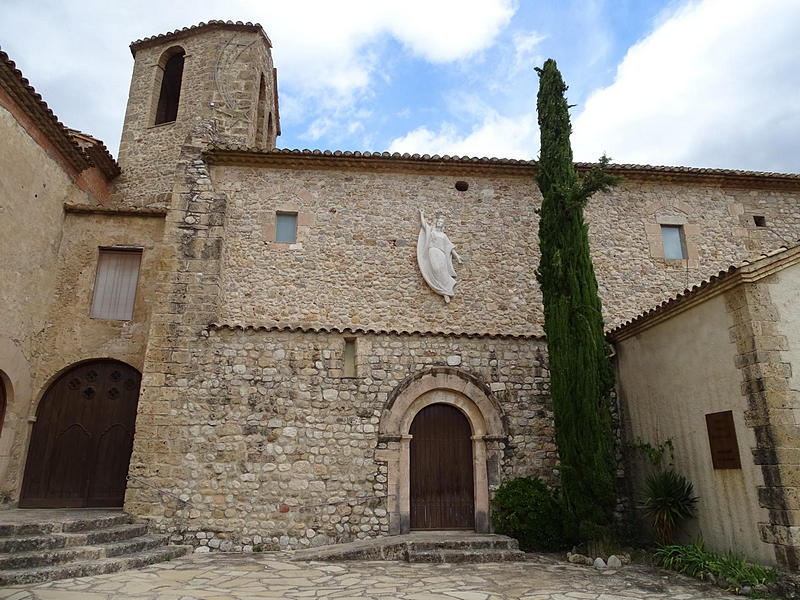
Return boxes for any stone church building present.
[1,21,798,569]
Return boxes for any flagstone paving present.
[0,552,733,599]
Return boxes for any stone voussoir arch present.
[378,367,508,534]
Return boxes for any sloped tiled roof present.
[205,146,800,188]
[608,243,800,341]
[68,129,121,178]
[130,20,271,56]
[208,322,544,341]
[0,47,119,178]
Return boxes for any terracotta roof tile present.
[208,322,544,341]
[68,129,121,178]
[130,20,270,56]
[206,145,800,183]
[0,47,119,177]
[608,242,800,338]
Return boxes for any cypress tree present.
[534,59,619,540]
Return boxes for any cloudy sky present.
[1,0,798,173]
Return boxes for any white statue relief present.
[417,209,463,303]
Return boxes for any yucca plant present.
[639,469,698,544]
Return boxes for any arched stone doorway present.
[379,368,506,534]
[20,360,141,508]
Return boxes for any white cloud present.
[265,0,514,97]
[388,110,536,159]
[572,0,800,171]
[265,0,516,146]
[0,0,515,155]
[511,30,546,74]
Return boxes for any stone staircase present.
[293,531,527,563]
[0,509,190,585]
[404,535,526,563]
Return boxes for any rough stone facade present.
[113,22,278,209]
[2,20,800,571]
[209,156,800,336]
[129,327,551,551]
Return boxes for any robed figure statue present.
[417,209,463,303]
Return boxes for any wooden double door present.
[20,360,141,508]
[410,403,475,529]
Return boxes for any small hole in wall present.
[753,215,767,227]
[455,181,469,192]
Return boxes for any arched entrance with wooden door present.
[20,360,141,508]
[410,403,475,529]
[379,368,507,534]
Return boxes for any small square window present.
[753,215,767,227]
[660,225,686,260]
[90,248,142,320]
[275,213,297,243]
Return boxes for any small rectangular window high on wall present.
[343,338,357,377]
[90,248,142,320]
[275,212,297,243]
[660,225,686,259]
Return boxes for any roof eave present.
[130,20,271,57]
[607,244,800,342]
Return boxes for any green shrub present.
[491,477,572,551]
[655,537,776,592]
[639,469,698,544]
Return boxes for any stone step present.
[81,523,149,545]
[102,533,170,558]
[61,513,133,533]
[0,534,67,554]
[0,534,169,570]
[0,513,132,537]
[0,545,103,571]
[0,544,192,586]
[0,523,148,554]
[409,537,519,552]
[292,533,525,563]
[406,548,527,563]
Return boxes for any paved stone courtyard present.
[0,551,733,600]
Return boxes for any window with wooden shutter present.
[90,248,142,320]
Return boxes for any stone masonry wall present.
[113,25,276,210]
[1,94,164,504]
[1,208,165,504]
[127,326,552,551]
[0,101,75,504]
[725,266,800,571]
[212,161,800,336]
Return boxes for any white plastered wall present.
[616,294,775,564]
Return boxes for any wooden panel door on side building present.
[20,360,141,508]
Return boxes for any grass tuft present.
[654,537,776,592]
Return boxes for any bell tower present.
[113,21,280,205]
